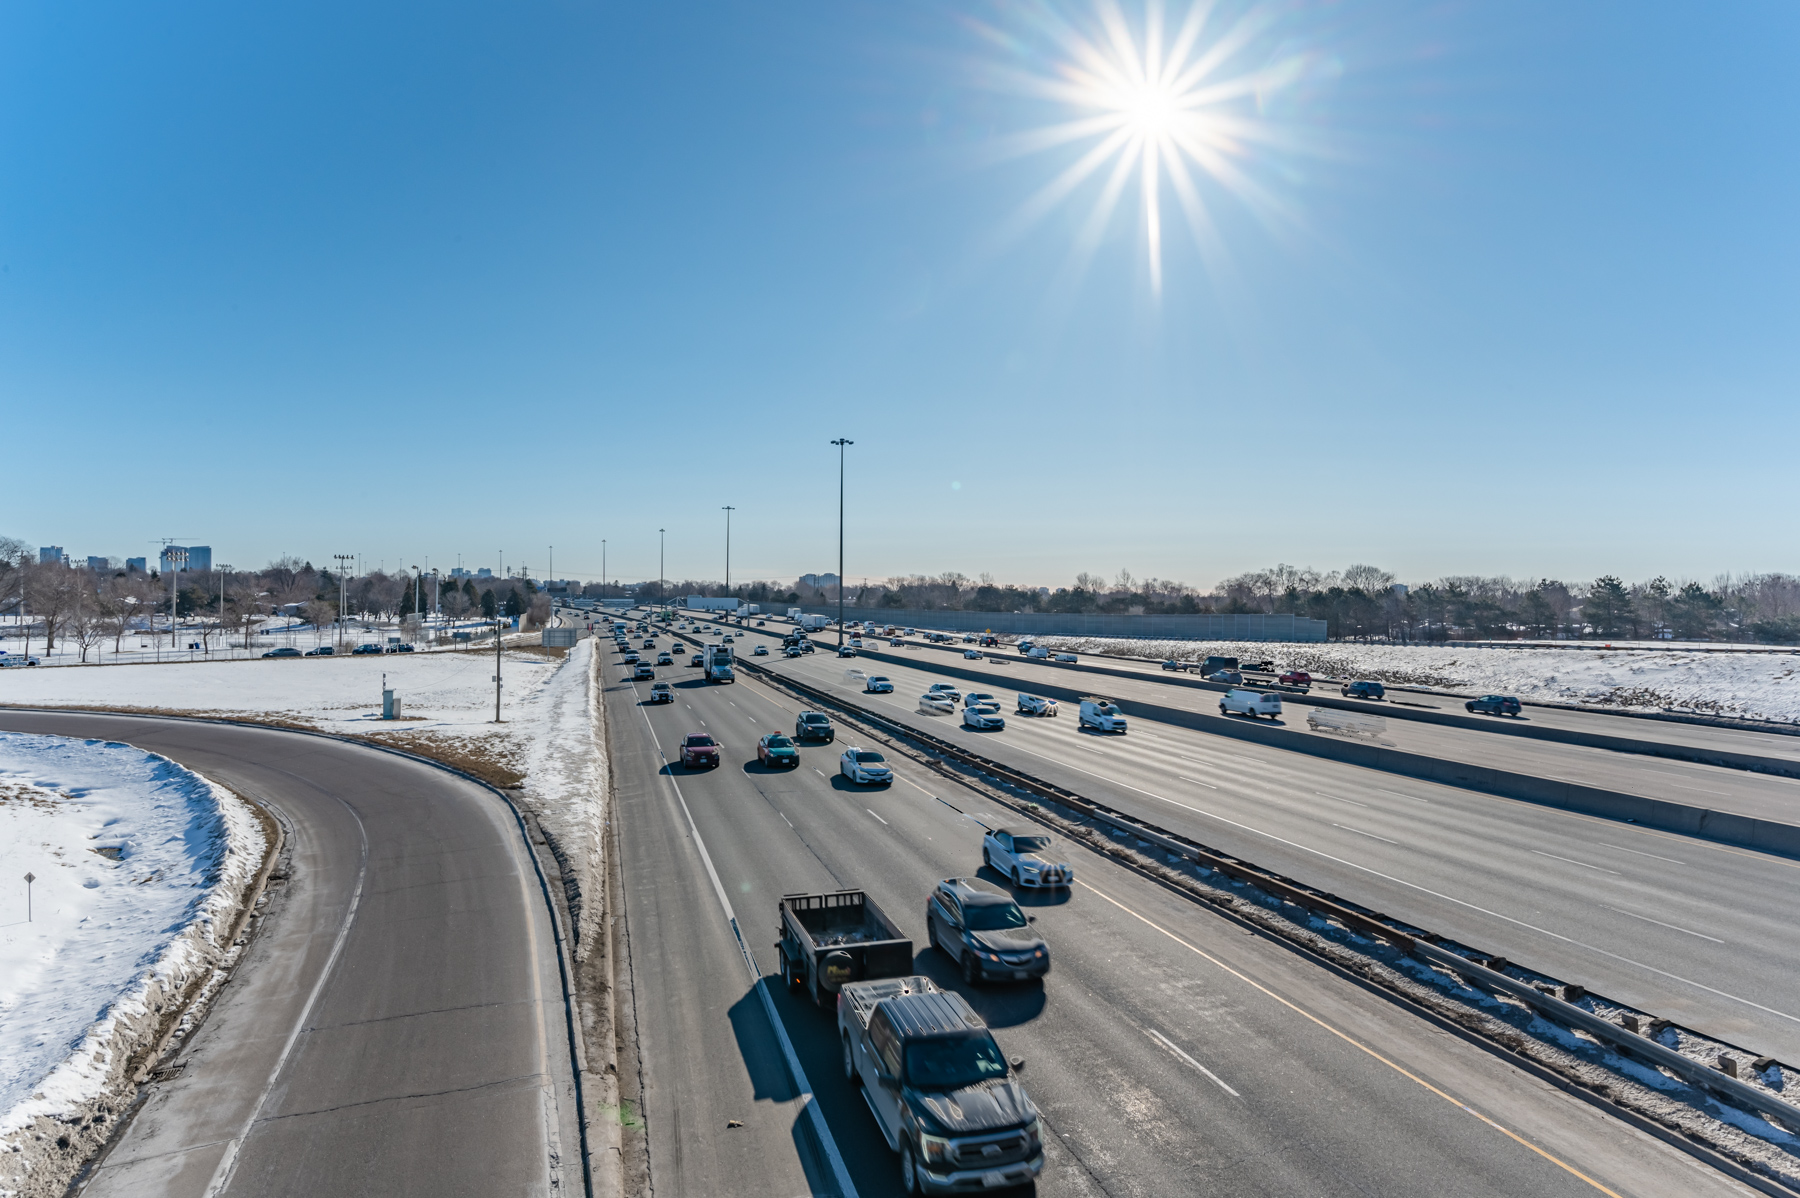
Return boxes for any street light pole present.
[722,506,735,599]
[830,439,853,649]
[659,529,665,614]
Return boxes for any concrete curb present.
[842,649,1800,860]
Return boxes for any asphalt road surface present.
[604,648,1755,1198]
[654,618,1800,1064]
[0,711,580,1198]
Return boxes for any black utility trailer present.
[777,890,913,1006]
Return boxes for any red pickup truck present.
[1278,670,1312,688]
[680,733,721,769]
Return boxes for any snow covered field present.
[0,613,506,669]
[0,733,265,1161]
[1028,637,1800,724]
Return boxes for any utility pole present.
[333,554,354,650]
[24,872,33,922]
[721,507,735,598]
[494,615,504,722]
[830,439,853,650]
[217,565,232,656]
[659,529,665,615]
[602,541,607,596]
[548,546,553,587]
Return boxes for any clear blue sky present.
[3,1,1794,590]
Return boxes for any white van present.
[1220,689,1282,720]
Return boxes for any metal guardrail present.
[730,651,1800,1136]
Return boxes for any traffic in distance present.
[569,602,1771,1196]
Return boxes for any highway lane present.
[0,711,580,1198]
[605,648,1752,1198]
[991,641,1800,768]
[853,640,1800,826]
[666,622,1800,1064]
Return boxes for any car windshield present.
[903,1033,1008,1090]
[765,736,793,748]
[686,736,715,747]
[963,901,1027,931]
[854,751,885,763]
[870,677,888,683]
[1011,836,1051,853]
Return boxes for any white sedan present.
[839,748,894,785]
[919,693,956,715]
[864,675,895,693]
[925,683,961,702]
[752,644,769,656]
[963,649,983,659]
[962,692,997,708]
[1016,694,1058,716]
[962,705,1005,731]
[983,828,1073,889]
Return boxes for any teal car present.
[757,733,800,768]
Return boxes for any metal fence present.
[792,606,1327,642]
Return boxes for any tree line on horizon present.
[667,564,1800,645]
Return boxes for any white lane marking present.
[1316,792,1368,808]
[1667,783,1730,796]
[1596,842,1685,866]
[867,809,889,825]
[747,716,756,723]
[1145,1028,1240,1097]
[632,698,859,1198]
[815,768,826,777]
[780,812,794,828]
[1177,776,1218,789]
[1602,905,1725,943]
[766,650,1800,1025]
[1530,850,1620,876]
[205,799,371,1197]
[1332,823,1397,845]
[1376,789,1431,803]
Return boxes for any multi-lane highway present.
[0,711,581,1198]
[654,617,1800,1068]
[604,619,1761,1197]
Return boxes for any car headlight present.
[918,1132,953,1163]
[1024,1117,1041,1150]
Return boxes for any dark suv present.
[796,711,834,742]
[1466,694,1521,717]
[926,877,1049,985]
[1342,680,1386,700]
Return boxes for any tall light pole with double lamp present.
[659,529,666,616]
[830,439,852,649]
[721,506,735,603]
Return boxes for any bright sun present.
[984,0,1315,295]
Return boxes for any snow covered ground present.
[1026,636,1800,724]
[0,733,265,1174]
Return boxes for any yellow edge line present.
[1078,879,1626,1198]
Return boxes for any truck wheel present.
[900,1143,922,1194]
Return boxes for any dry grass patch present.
[357,728,526,789]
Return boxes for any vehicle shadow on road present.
[975,866,1071,907]
[828,775,893,793]
[742,759,802,775]
[909,950,1047,1029]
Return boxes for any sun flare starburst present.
[982,0,1318,295]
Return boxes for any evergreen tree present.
[480,588,498,619]
[503,588,525,618]
[1584,576,1632,637]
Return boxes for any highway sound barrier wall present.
[794,607,1327,642]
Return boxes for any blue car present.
[1466,694,1521,717]
[1342,680,1386,700]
